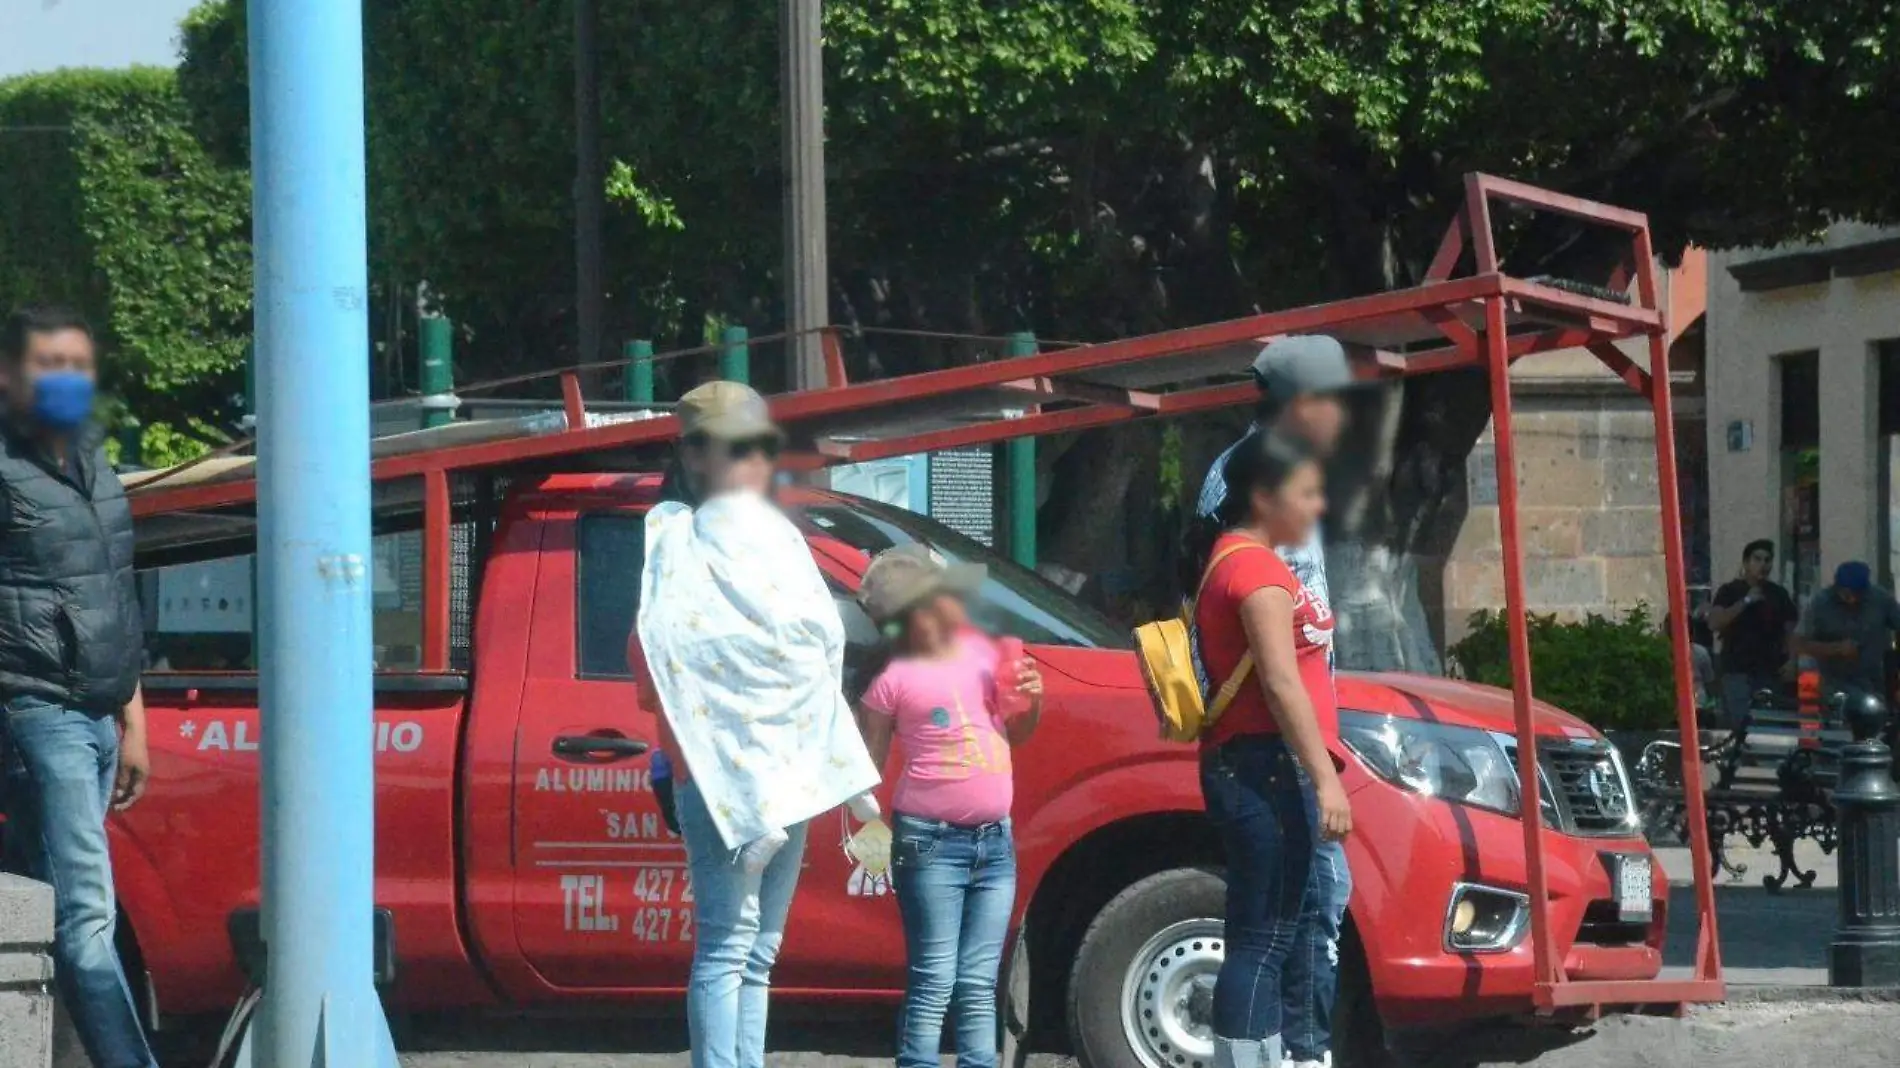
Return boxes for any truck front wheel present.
[1067,867,1393,1068]
[1068,868,1226,1068]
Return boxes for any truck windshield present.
[798,499,1129,650]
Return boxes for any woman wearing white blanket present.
[634,381,882,1068]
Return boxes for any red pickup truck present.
[114,473,1664,1068]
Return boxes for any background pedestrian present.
[1794,561,1900,709]
[1706,539,1798,723]
[0,305,157,1068]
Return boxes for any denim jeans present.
[890,813,1016,1068]
[1282,833,1351,1064]
[1199,735,1317,1068]
[0,697,157,1068]
[676,779,808,1068]
[1721,672,1778,729]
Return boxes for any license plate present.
[1615,855,1654,922]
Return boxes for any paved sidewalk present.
[1401,990,1900,1068]
[1655,840,1836,987]
[193,841,1861,1068]
[395,993,1900,1068]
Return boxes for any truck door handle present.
[552,732,650,763]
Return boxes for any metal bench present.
[1634,690,1853,892]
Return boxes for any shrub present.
[1447,605,1676,732]
[0,66,251,465]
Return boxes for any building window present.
[1778,352,1821,602]
[576,514,643,678]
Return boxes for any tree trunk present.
[1039,422,1159,615]
[1327,370,1493,672]
[1300,163,1494,674]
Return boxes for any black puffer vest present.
[0,424,142,713]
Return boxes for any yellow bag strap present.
[1194,541,1260,601]
[1207,654,1255,718]
[1189,539,1272,718]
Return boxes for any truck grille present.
[1576,899,1650,946]
[1538,740,1639,837]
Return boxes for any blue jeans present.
[676,780,808,1068]
[1200,736,1317,1068]
[1721,672,1778,728]
[1283,833,1351,1063]
[0,697,157,1068]
[890,813,1016,1068]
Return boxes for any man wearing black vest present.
[0,306,157,1068]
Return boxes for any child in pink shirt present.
[854,544,1042,1068]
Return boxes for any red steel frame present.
[1451,175,1721,1009]
[130,173,1721,1011]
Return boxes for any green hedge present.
[0,67,250,465]
[1447,605,1676,732]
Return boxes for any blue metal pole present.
[244,2,395,1066]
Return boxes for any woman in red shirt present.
[1183,431,1351,1068]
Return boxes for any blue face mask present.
[31,371,96,432]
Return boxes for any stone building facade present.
[1436,253,1709,650]
[1704,225,1900,605]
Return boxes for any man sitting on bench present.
[1794,561,1900,712]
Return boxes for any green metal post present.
[419,315,455,428]
[625,339,655,403]
[116,420,142,468]
[719,325,750,384]
[1006,331,1037,569]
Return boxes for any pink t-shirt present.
[862,634,1014,825]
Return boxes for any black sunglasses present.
[728,436,780,460]
[686,432,780,460]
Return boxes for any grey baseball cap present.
[858,544,985,624]
[1250,335,1355,400]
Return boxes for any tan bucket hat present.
[858,544,985,625]
[677,380,781,442]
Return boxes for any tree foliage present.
[0,66,252,465]
[172,2,1900,357]
[157,1,1900,656]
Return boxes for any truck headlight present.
[1445,883,1530,953]
[1338,711,1525,817]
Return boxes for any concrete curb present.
[0,873,54,1068]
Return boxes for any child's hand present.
[1014,660,1043,698]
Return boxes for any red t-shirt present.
[1194,533,1337,748]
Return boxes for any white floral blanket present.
[636,492,880,851]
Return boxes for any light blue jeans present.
[0,697,158,1068]
[676,780,808,1068]
[890,814,1016,1068]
